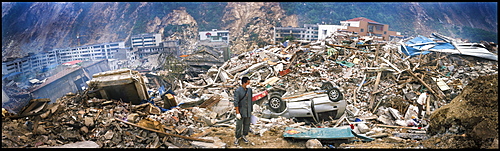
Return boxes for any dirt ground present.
[205,126,307,148]
[423,73,498,149]
[202,74,499,149]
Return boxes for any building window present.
[360,29,364,32]
[384,31,387,35]
[368,26,374,32]
[377,26,383,31]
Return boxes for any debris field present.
[2,31,498,149]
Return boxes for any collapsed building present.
[2,32,498,148]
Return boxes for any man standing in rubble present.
[416,91,428,119]
[233,76,253,145]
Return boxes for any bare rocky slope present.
[220,2,297,54]
[2,2,497,61]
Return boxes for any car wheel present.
[268,95,286,113]
[327,88,343,102]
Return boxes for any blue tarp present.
[158,86,166,96]
[401,45,433,57]
[2,72,22,80]
[140,88,179,112]
[402,35,456,57]
[41,63,59,72]
[283,127,374,141]
[403,33,498,61]
[406,35,434,44]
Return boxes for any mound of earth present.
[424,74,498,149]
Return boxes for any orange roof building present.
[340,17,402,40]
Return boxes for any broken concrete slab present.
[87,68,149,105]
[190,136,226,148]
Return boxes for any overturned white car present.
[259,82,347,123]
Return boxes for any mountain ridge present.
[2,2,497,61]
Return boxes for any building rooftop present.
[62,60,83,65]
[345,17,379,23]
[30,66,82,92]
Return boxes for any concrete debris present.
[42,141,100,148]
[305,139,322,148]
[2,32,497,148]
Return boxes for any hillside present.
[2,2,497,61]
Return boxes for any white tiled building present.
[2,41,125,76]
[55,42,126,63]
[131,33,162,48]
[317,25,348,40]
[2,57,30,75]
[199,29,230,43]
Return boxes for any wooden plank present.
[114,118,214,143]
[353,74,367,105]
[374,124,425,131]
[327,44,357,49]
[333,113,349,127]
[374,44,380,63]
[371,83,397,95]
[380,57,402,74]
[198,95,221,108]
[369,71,382,109]
[406,70,444,100]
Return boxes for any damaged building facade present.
[29,59,110,103]
[273,17,403,43]
[199,29,230,44]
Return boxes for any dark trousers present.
[235,117,251,138]
[417,104,424,119]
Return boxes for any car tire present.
[268,94,286,113]
[327,88,343,102]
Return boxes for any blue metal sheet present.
[283,127,355,139]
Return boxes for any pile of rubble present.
[2,32,498,148]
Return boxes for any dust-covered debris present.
[2,32,497,148]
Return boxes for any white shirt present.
[417,92,427,105]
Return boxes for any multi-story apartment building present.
[2,41,125,76]
[131,33,162,48]
[303,24,319,41]
[135,39,180,59]
[3,32,170,76]
[340,17,401,41]
[273,24,320,43]
[274,26,305,43]
[2,57,30,76]
[54,41,125,63]
[199,29,230,43]
[131,33,168,59]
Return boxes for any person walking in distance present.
[233,77,253,145]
